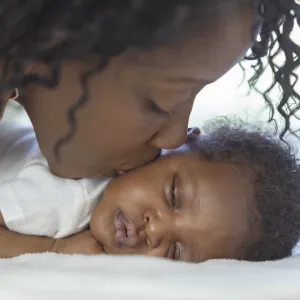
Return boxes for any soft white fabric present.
[1,253,300,300]
[0,121,110,238]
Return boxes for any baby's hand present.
[53,230,105,255]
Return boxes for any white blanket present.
[1,253,300,300]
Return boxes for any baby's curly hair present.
[197,118,300,261]
[0,0,299,157]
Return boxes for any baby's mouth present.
[115,209,138,248]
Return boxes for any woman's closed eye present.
[146,98,170,117]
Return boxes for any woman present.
[0,0,299,179]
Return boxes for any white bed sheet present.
[1,253,300,300]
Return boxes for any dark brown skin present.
[90,142,257,263]
[0,225,104,258]
[0,211,105,258]
[8,0,255,179]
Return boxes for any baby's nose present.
[144,211,168,248]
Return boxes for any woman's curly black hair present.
[198,118,300,261]
[0,0,299,156]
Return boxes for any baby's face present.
[90,142,256,262]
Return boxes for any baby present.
[1,119,300,262]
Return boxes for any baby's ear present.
[186,127,201,142]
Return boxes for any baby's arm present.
[0,212,56,258]
[0,212,104,258]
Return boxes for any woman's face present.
[22,0,255,178]
[90,142,256,263]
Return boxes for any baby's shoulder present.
[0,121,39,181]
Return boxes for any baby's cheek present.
[89,212,101,240]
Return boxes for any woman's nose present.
[148,99,194,150]
[144,210,169,248]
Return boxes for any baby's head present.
[91,120,300,262]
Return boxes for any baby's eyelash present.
[171,176,176,208]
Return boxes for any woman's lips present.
[117,170,126,175]
[116,151,161,176]
[115,209,138,248]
